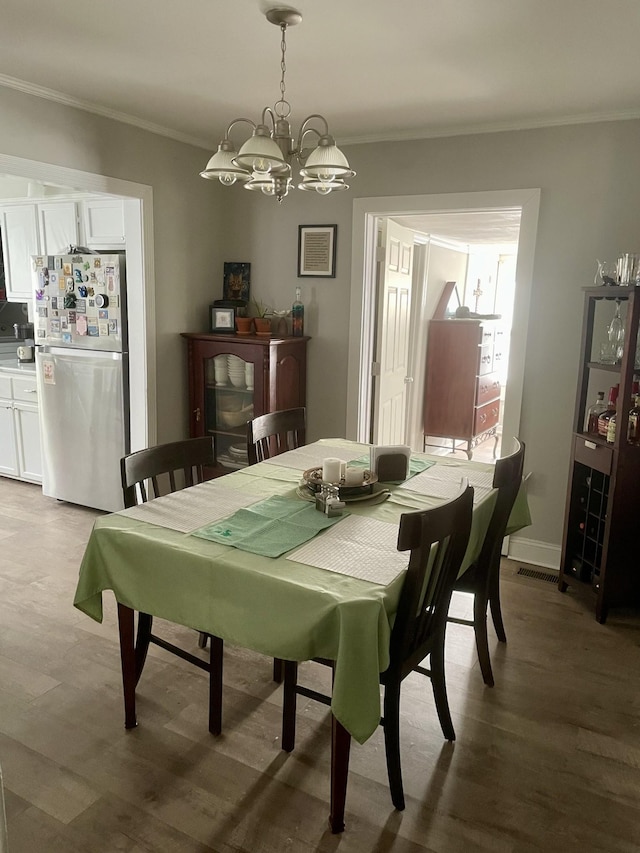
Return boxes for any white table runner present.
[401,463,493,503]
[262,444,365,471]
[287,515,408,585]
[116,480,259,533]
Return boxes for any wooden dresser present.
[422,319,502,459]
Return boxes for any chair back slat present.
[247,407,307,465]
[121,437,215,508]
[392,484,474,674]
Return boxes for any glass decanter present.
[608,300,625,363]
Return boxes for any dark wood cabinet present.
[559,286,640,623]
[422,319,502,459]
[181,332,309,477]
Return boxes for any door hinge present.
[371,362,381,376]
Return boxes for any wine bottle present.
[292,286,304,337]
[584,391,606,433]
[598,385,618,438]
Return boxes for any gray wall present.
[2,79,638,557]
[218,119,640,556]
[0,85,224,443]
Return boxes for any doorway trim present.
[0,152,156,450]
[347,189,541,453]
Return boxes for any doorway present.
[0,152,156,450]
[346,189,541,456]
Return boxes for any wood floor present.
[1,476,639,852]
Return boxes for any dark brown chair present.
[246,407,307,465]
[120,436,224,734]
[448,438,525,687]
[281,483,474,811]
[247,407,307,682]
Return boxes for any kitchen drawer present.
[478,344,494,375]
[480,326,494,346]
[574,435,612,476]
[0,375,11,398]
[474,400,500,434]
[12,375,37,402]
[476,372,500,406]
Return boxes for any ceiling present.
[1,0,640,152]
[1,1,637,247]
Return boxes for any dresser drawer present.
[476,372,500,406]
[0,375,11,398]
[574,435,612,476]
[474,400,500,434]
[478,344,494,375]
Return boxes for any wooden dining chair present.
[448,438,525,687]
[280,483,474,811]
[246,407,307,465]
[247,406,307,682]
[120,436,224,734]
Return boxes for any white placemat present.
[116,480,260,533]
[401,463,494,502]
[262,444,365,470]
[287,515,408,585]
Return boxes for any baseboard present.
[506,537,561,570]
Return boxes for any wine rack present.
[559,286,640,622]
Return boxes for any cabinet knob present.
[403,376,414,384]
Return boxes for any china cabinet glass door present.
[204,352,254,471]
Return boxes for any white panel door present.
[1,204,40,301]
[0,401,18,476]
[14,404,42,482]
[372,219,414,445]
[38,202,79,254]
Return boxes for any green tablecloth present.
[73,439,531,744]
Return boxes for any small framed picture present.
[298,224,337,278]
[210,305,236,333]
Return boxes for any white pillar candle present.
[344,467,365,487]
[322,457,343,483]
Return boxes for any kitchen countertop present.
[0,356,36,373]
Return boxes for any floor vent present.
[516,567,559,583]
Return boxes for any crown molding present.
[0,73,212,151]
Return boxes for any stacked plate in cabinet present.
[227,355,246,388]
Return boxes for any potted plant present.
[251,298,272,336]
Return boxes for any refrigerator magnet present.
[35,289,44,301]
[37,328,46,338]
[54,257,62,269]
[37,306,47,317]
[63,295,76,309]
[75,299,86,313]
[94,258,102,268]
[95,294,109,308]
[63,263,72,275]
[60,318,69,331]
[108,320,118,334]
[98,322,109,336]
[98,309,108,320]
[50,319,60,334]
[88,324,99,337]
[88,299,95,308]
[51,297,58,309]
[78,286,88,298]
[76,315,88,336]
[34,256,44,268]
[83,261,91,270]
[49,271,59,287]
[62,333,73,344]
[68,311,76,323]
[43,360,55,385]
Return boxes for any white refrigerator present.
[32,252,129,512]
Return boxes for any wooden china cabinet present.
[181,332,309,477]
[559,286,640,623]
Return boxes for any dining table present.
[73,438,531,832]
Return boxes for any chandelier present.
[200,7,355,203]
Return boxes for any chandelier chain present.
[275,23,289,119]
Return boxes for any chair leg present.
[208,635,224,735]
[382,679,405,810]
[198,632,208,649]
[134,612,153,686]
[489,574,507,643]
[429,634,456,742]
[281,660,298,752]
[473,590,495,688]
[273,657,284,683]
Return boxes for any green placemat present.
[192,495,347,557]
[350,454,434,483]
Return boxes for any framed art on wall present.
[298,224,337,278]
[223,262,251,301]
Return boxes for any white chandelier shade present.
[199,7,354,203]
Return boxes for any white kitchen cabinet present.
[0,205,40,302]
[82,198,126,247]
[38,201,79,255]
[0,368,42,483]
